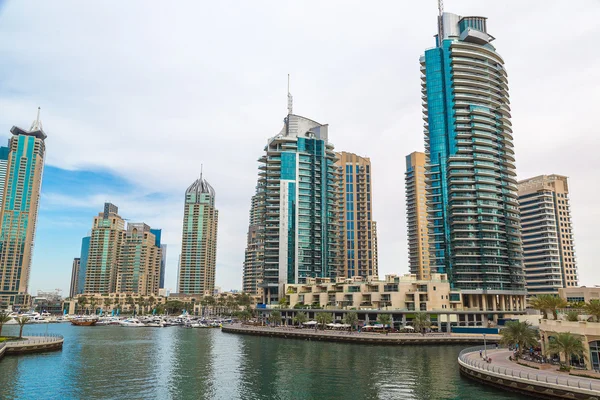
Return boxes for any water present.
[0,324,525,400]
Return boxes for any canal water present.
[0,324,524,400]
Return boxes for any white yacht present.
[119,318,145,327]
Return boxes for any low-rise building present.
[65,293,166,315]
[558,286,600,304]
[284,273,525,314]
[540,319,600,371]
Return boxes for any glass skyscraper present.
[0,110,47,307]
[250,110,340,304]
[421,13,525,300]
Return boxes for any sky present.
[0,1,599,296]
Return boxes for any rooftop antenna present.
[200,163,203,181]
[30,106,43,131]
[437,0,444,47]
[287,74,293,115]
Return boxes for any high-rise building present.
[518,175,578,295]
[405,151,430,280]
[242,192,264,296]
[116,223,162,295]
[83,203,125,294]
[178,175,218,295]
[335,151,377,278]
[150,228,167,288]
[0,109,47,307]
[0,147,9,212]
[249,93,340,304]
[77,236,90,295]
[420,12,525,304]
[69,258,80,298]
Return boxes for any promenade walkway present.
[223,324,501,345]
[459,347,600,398]
[1,334,64,357]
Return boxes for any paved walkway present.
[462,348,600,392]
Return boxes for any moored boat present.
[71,316,98,326]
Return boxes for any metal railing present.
[458,346,600,392]
[5,333,64,347]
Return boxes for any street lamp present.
[483,333,487,359]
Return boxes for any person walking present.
[480,350,483,358]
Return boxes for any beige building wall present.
[116,224,162,296]
[518,175,578,295]
[405,152,430,280]
[335,152,377,279]
[558,287,600,304]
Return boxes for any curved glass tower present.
[421,13,525,299]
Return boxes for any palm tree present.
[77,296,88,315]
[412,312,430,335]
[546,332,586,370]
[126,296,135,314]
[547,296,568,320]
[103,298,112,312]
[377,314,392,331]
[529,295,551,319]
[343,312,359,331]
[17,316,29,338]
[500,321,539,359]
[89,298,97,315]
[269,311,282,326]
[293,311,308,326]
[0,311,12,337]
[565,310,579,322]
[278,297,289,309]
[316,313,333,330]
[585,299,600,322]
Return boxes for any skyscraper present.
[178,175,218,295]
[69,258,81,298]
[116,223,162,295]
[0,147,9,212]
[421,13,525,304]
[335,151,377,278]
[405,151,430,280]
[518,175,578,295]
[150,228,167,289]
[0,109,47,307]
[83,203,125,294]
[77,236,91,295]
[249,93,340,304]
[242,192,264,296]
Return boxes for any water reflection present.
[0,325,523,400]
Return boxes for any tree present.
[293,312,308,326]
[412,312,430,335]
[77,296,88,315]
[565,310,579,322]
[343,312,359,331]
[103,298,112,311]
[0,311,12,337]
[17,317,29,338]
[269,311,282,326]
[528,295,551,319]
[547,296,568,320]
[585,299,600,322]
[546,332,586,370]
[500,321,539,359]
[89,298,97,315]
[235,310,252,322]
[377,314,392,330]
[278,297,289,309]
[316,313,333,330]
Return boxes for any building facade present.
[178,175,218,295]
[116,223,162,296]
[421,13,525,300]
[150,228,167,289]
[250,108,340,304]
[405,151,430,279]
[335,151,378,279]
[518,175,577,295]
[83,203,125,294]
[0,147,8,212]
[242,192,264,296]
[0,110,47,307]
[76,236,91,296]
[558,286,600,304]
[69,258,81,298]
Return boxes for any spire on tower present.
[30,106,43,131]
[437,0,444,46]
[287,74,293,115]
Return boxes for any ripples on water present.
[0,324,525,400]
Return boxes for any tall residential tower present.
[178,175,218,295]
[335,151,378,278]
[518,175,577,295]
[405,151,430,280]
[421,12,525,307]
[0,109,47,307]
[242,192,264,296]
